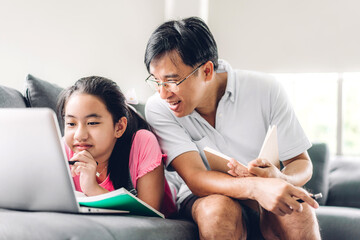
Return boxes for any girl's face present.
[64,93,125,164]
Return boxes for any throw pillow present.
[0,85,27,108]
[24,74,64,134]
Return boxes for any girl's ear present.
[115,116,127,138]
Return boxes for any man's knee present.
[193,195,246,240]
[261,204,320,240]
[290,203,319,228]
[287,205,320,240]
[299,204,321,236]
[193,194,242,220]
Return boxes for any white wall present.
[165,0,208,22]
[209,0,360,73]
[0,0,164,102]
[1,0,360,102]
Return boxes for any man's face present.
[149,52,207,118]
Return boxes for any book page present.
[204,125,280,173]
[204,147,247,173]
[74,191,87,198]
[258,125,280,169]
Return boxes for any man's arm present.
[170,151,253,198]
[247,151,313,187]
[171,151,319,216]
[280,152,313,186]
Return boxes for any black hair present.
[144,16,218,72]
[57,76,151,190]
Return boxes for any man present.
[144,17,321,239]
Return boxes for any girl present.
[57,76,176,217]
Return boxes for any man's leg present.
[191,194,245,240]
[260,203,321,240]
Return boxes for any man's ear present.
[203,61,214,82]
[115,116,127,138]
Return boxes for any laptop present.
[0,108,127,214]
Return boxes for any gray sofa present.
[1,75,360,239]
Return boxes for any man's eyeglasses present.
[145,62,206,92]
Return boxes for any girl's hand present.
[248,158,281,178]
[70,150,100,195]
[227,158,253,177]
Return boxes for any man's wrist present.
[278,171,289,182]
[237,177,259,201]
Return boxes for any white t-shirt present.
[145,59,311,206]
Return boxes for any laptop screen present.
[0,108,79,213]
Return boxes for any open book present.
[76,188,165,218]
[204,125,280,173]
[258,125,280,169]
[204,147,248,172]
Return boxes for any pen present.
[68,160,98,165]
[297,193,322,203]
[68,160,79,165]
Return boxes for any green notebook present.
[76,188,164,218]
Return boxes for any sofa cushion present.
[316,206,360,240]
[131,103,145,118]
[0,209,198,240]
[305,143,330,205]
[0,85,27,108]
[0,209,114,240]
[24,74,64,134]
[326,159,360,208]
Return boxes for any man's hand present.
[252,177,319,216]
[226,157,280,178]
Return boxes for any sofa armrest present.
[305,143,330,205]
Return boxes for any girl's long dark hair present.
[57,76,151,189]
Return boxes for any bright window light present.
[272,73,338,155]
[343,73,360,156]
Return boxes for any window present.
[343,73,360,156]
[273,73,360,157]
